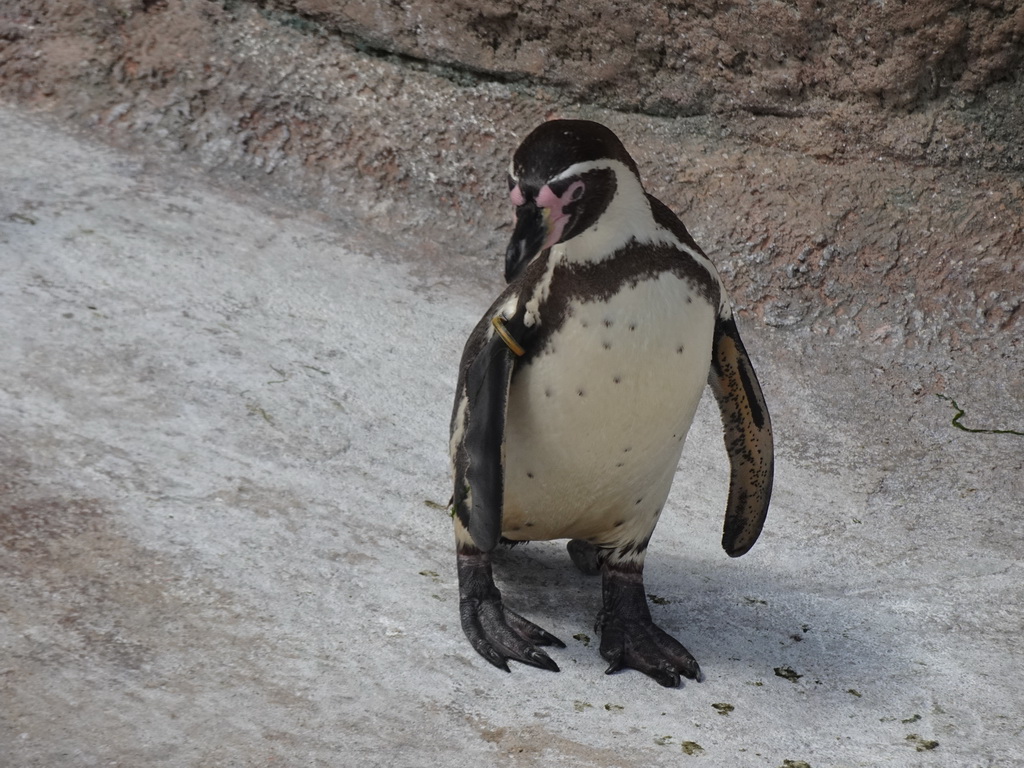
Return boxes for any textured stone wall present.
[1,0,1021,376]
[261,0,1024,144]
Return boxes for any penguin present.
[448,119,773,687]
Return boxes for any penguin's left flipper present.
[708,315,775,557]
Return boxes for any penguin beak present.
[504,201,549,282]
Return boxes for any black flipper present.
[708,315,774,557]
[452,299,565,673]
[462,331,516,553]
[455,303,531,553]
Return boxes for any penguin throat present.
[556,182,662,266]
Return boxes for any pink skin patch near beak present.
[509,184,526,207]
[536,180,585,249]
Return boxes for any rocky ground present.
[1,2,1022,766]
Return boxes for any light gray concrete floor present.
[2,105,1022,767]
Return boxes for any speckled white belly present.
[502,272,715,546]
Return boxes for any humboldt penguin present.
[448,119,774,687]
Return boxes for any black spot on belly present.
[635,497,644,505]
[603,318,613,328]
[525,522,534,528]
[615,461,624,468]
[613,375,621,384]
[676,345,685,354]
[614,520,625,527]
[581,320,589,328]
[527,471,534,479]
[629,323,636,332]
[603,341,611,350]
[544,388,552,397]
[577,388,585,397]
[623,447,632,453]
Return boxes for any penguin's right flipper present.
[453,298,534,553]
[459,327,517,553]
[453,307,565,672]
[708,315,774,557]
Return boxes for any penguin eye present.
[548,177,585,202]
[546,178,586,207]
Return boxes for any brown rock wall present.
[261,0,1023,117]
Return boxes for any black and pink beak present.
[504,180,584,283]
[504,200,547,282]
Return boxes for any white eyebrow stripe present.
[548,159,623,183]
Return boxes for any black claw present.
[652,663,682,688]
[685,660,703,681]
[526,649,560,673]
[603,649,625,675]
[654,671,681,688]
[505,608,566,649]
[480,644,512,673]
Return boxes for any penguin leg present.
[457,544,566,673]
[596,558,703,688]
[567,539,601,575]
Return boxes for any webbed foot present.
[567,538,600,575]
[597,564,702,687]
[458,548,565,673]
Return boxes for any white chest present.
[501,271,716,543]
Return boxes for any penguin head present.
[504,120,642,282]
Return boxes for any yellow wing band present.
[491,315,525,357]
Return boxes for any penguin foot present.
[599,615,702,687]
[567,539,601,575]
[596,565,703,687]
[461,598,565,673]
[458,548,565,673]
